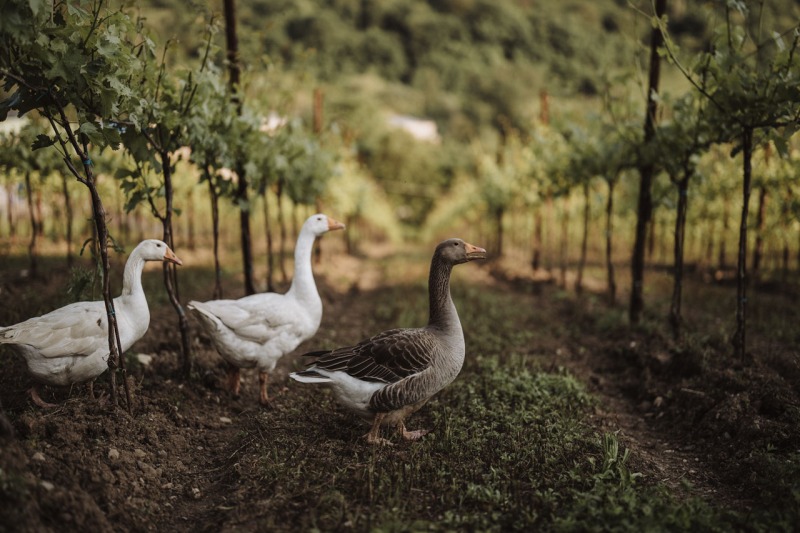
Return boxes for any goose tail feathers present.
[290,370,332,384]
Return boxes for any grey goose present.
[291,238,486,445]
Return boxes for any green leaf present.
[78,121,105,147]
[31,134,55,150]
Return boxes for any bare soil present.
[0,248,798,531]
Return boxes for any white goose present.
[291,238,486,445]
[188,214,345,405]
[0,239,182,407]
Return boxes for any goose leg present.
[28,386,57,409]
[258,372,270,406]
[397,421,429,441]
[87,380,109,404]
[227,364,241,398]
[364,412,392,446]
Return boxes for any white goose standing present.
[291,238,486,445]
[188,214,345,405]
[0,239,182,407]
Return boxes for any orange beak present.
[464,242,487,260]
[327,217,346,231]
[164,247,183,266]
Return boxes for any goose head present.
[435,239,487,265]
[134,239,183,265]
[303,214,346,237]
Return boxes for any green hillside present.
[135,0,799,226]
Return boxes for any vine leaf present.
[31,133,55,150]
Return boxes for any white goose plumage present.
[188,214,345,405]
[291,238,486,445]
[0,239,182,407]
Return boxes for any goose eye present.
[453,242,459,246]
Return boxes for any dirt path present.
[1,250,792,529]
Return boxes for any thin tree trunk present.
[236,164,255,295]
[187,187,196,251]
[531,206,543,271]
[51,119,129,409]
[669,177,690,339]
[34,189,44,237]
[159,151,192,378]
[630,0,666,324]
[605,178,617,304]
[575,181,590,294]
[135,208,145,243]
[647,215,657,262]
[24,172,38,277]
[781,185,793,282]
[263,188,275,292]
[291,199,300,242]
[719,199,729,272]
[5,183,15,238]
[85,177,126,408]
[115,186,124,241]
[781,244,789,281]
[314,198,324,265]
[495,207,504,257]
[702,220,714,272]
[733,127,753,359]
[559,197,570,288]
[313,90,324,265]
[61,172,74,268]
[544,194,553,273]
[224,0,255,296]
[277,181,288,284]
[205,164,223,299]
[345,213,356,255]
[752,185,767,281]
[57,139,127,413]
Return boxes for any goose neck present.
[427,256,458,330]
[288,229,319,302]
[121,249,147,298]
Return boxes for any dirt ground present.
[0,246,798,531]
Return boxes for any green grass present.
[231,357,742,531]
[217,281,767,531]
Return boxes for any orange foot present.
[398,423,429,441]
[401,428,429,441]
[29,387,57,409]
[227,366,241,398]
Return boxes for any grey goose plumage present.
[290,238,486,445]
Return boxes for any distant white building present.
[387,114,441,144]
[0,115,27,136]
[260,111,288,134]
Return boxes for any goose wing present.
[310,328,437,384]
[190,293,300,343]
[1,301,107,358]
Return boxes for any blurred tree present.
[120,23,224,377]
[629,0,667,325]
[185,61,237,299]
[0,122,63,277]
[652,90,716,339]
[661,1,800,357]
[224,0,257,296]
